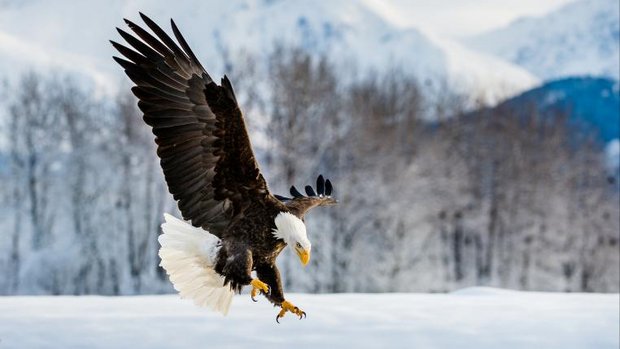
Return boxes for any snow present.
[0,288,617,349]
[465,0,620,80]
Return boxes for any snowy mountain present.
[0,0,537,101]
[465,0,620,80]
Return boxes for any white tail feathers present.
[159,213,234,315]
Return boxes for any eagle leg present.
[250,279,270,302]
[275,300,306,323]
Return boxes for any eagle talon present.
[275,300,306,322]
[250,279,270,302]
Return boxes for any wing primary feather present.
[125,19,174,57]
[112,56,136,71]
[170,19,206,72]
[325,179,333,196]
[290,186,304,198]
[110,40,148,65]
[305,185,316,197]
[116,28,162,62]
[138,13,190,65]
[220,75,238,103]
[317,175,325,196]
[124,18,173,57]
[274,195,291,202]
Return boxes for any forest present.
[1,47,618,295]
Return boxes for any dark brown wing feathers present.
[112,13,269,236]
[276,175,337,218]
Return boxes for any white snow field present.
[0,288,617,349]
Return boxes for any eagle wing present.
[111,13,270,237]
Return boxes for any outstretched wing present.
[111,13,270,237]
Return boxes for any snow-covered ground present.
[0,287,617,349]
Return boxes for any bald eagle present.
[111,13,337,321]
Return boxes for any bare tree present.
[8,73,61,251]
[1,54,617,296]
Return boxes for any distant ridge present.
[466,0,620,80]
[0,0,537,100]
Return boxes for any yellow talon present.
[250,279,270,302]
[276,300,306,323]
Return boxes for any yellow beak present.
[296,248,311,266]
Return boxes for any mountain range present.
[0,0,539,101]
[466,0,619,80]
[493,77,619,143]
[0,0,617,122]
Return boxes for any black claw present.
[302,311,306,319]
[251,295,258,302]
[276,314,281,324]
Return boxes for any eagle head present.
[273,212,311,266]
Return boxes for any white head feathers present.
[273,212,311,251]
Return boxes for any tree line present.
[0,47,617,295]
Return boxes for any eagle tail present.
[158,213,234,315]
